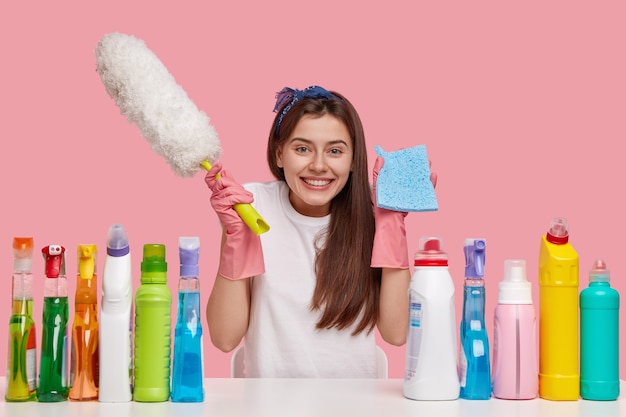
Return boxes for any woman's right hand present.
[204,162,265,280]
[204,163,260,351]
[205,162,254,234]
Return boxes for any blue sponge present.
[374,145,438,212]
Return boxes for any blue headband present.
[272,86,337,136]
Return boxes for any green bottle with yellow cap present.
[133,244,172,402]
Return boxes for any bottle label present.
[26,327,37,391]
[405,292,422,382]
[409,301,422,329]
[473,340,485,357]
[470,320,482,331]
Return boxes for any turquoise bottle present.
[171,236,204,402]
[580,259,620,401]
[133,244,172,402]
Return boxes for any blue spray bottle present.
[459,238,491,399]
[171,236,204,402]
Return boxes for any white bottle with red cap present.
[403,236,459,401]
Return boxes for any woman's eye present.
[329,148,343,155]
[295,146,309,153]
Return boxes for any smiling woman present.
[276,114,353,217]
[203,86,436,378]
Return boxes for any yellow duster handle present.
[201,160,270,235]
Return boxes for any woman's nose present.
[309,152,328,172]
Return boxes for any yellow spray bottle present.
[538,217,579,400]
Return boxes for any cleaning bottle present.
[492,259,538,399]
[69,244,99,401]
[171,236,204,402]
[538,216,579,400]
[459,238,491,400]
[99,224,133,402]
[38,244,70,402]
[133,243,172,402]
[580,259,620,400]
[5,237,38,401]
[404,236,459,401]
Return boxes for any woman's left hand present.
[429,160,438,189]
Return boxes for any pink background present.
[1,2,625,380]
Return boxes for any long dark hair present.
[267,91,381,335]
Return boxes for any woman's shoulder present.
[243,180,288,206]
[243,180,286,196]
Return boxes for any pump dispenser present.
[133,244,171,402]
[38,245,70,402]
[69,244,99,401]
[5,237,38,401]
[580,259,620,400]
[403,236,459,400]
[459,238,491,399]
[171,236,204,402]
[492,259,538,399]
[538,217,579,400]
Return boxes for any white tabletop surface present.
[1,378,624,417]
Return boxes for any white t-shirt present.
[242,181,377,378]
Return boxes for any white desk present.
[1,379,624,417]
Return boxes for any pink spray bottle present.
[492,259,538,399]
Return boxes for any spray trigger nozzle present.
[464,238,486,278]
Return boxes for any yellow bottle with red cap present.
[538,217,579,400]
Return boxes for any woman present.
[205,86,436,377]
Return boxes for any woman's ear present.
[276,148,283,168]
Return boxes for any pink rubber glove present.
[371,156,438,269]
[371,156,409,269]
[205,162,265,280]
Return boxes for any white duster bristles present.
[95,32,222,177]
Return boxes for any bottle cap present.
[13,237,34,272]
[107,224,130,257]
[546,217,570,244]
[42,245,66,278]
[464,238,486,279]
[78,244,97,279]
[414,236,448,266]
[498,259,532,304]
[588,259,610,283]
[179,236,200,277]
[141,244,167,283]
